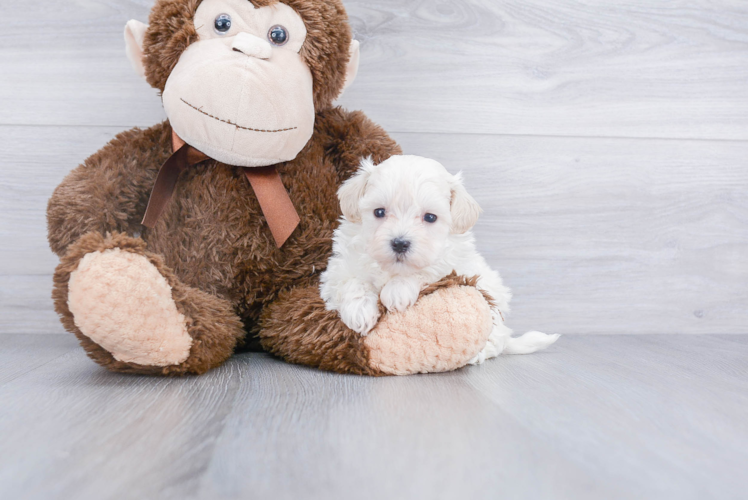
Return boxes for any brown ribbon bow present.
[141,132,300,248]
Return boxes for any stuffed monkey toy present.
[47,0,494,376]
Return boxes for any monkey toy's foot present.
[364,274,494,375]
[54,232,244,375]
[68,247,193,367]
[260,273,494,376]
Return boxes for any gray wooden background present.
[1,0,747,336]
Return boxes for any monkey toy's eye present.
[214,14,232,35]
[423,213,438,223]
[374,208,386,218]
[268,25,289,46]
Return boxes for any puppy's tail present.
[503,331,560,355]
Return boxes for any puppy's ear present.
[338,157,375,223]
[450,172,482,234]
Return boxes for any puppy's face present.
[338,155,481,274]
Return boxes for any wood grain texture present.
[2,1,747,139]
[0,334,72,385]
[341,0,748,139]
[0,0,165,128]
[0,334,746,499]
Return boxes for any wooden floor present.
[0,334,746,499]
[1,0,747,498]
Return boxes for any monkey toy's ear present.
[124,20,149,78]
[340,40,360,96]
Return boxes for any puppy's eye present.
[214,14,232,34]
[424,213,438,223]
[373,208,386,218]
[268,25,289,46]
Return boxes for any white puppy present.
[320,155,559,363]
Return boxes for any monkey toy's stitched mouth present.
[180,98,298,133]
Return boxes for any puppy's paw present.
[339,295,380,335]
[380,279,421,313]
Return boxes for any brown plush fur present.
[418,272,497,310]
[47,0,491,376]
[143,0,352,110]
[260,285,381,375]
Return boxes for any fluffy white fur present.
[320,155,559,363]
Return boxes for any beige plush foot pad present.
[67,248,192,367]
[365,285,493,375]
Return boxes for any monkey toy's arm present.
[258,109,495,375]
[47,123,171,256]
[260,273,494,376]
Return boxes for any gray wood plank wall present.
[1,0,746,335]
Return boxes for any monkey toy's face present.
[125,0,359,167]
[165,0,313,166]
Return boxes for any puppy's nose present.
[391,238,411,255]
[232,32,272,60]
